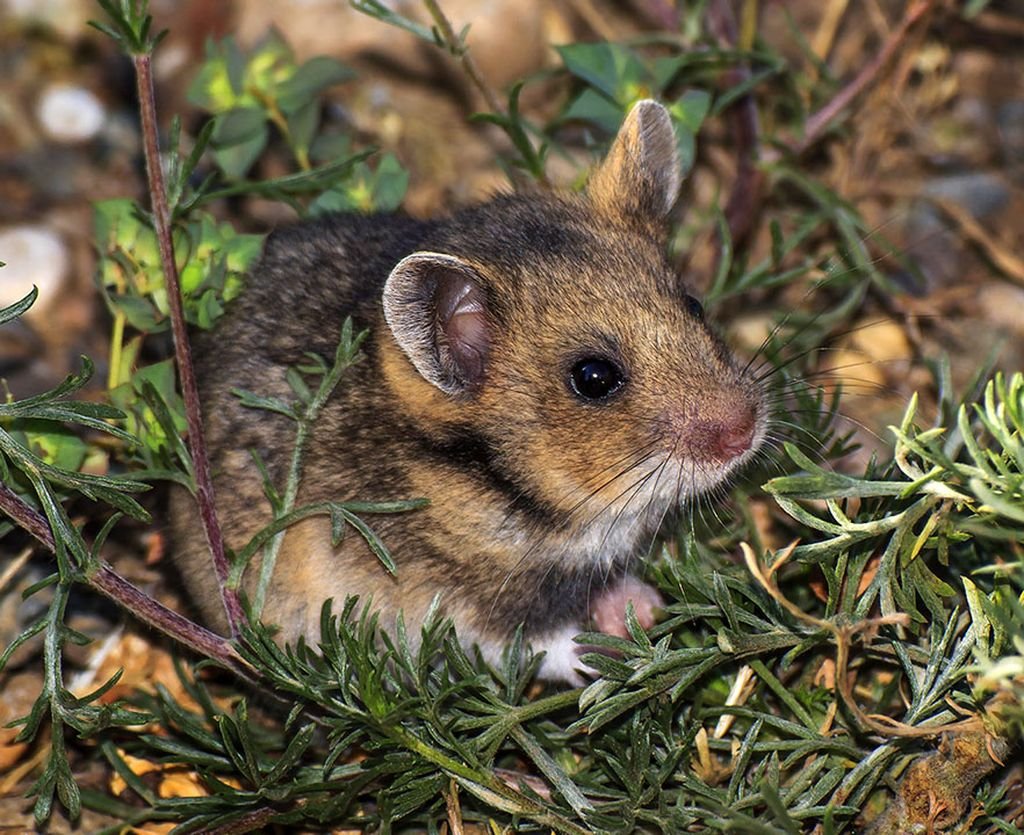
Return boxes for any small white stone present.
[0,226,69,320]
[37,84,105,143]
[4,0,91,40]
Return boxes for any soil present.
[1,0,1022,830]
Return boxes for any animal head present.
[382,100,766,535]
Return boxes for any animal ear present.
[382,252,490,395]
[588,99,681,222]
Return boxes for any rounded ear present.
[382,252,490,395]
[588,99,682,222]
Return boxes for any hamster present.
[169,100,767,683]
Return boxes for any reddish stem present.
[0,481,251,678]
[132,53,242,635]
[707,0,765,255]
[787,0,938,157]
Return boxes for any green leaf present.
[349,0,436,42]
[562,88,623,134]
[285,99,320,158]
[368,153,409,211]
[336,508,397,576]
[213,124,270,180]
[278,56,355,114]
[557,42,647,102]
[232,388,297,419]
[0,287,37,325]
[112,294,163,332]
[670,88,711,133]
[669,89,711,173]
[211,107,267,147]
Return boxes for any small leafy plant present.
[0,0,1019,832]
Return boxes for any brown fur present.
[169,101,767,681]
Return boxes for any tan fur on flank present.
[169,101,767,682]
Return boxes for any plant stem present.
[252,330,362,616]
[253,389,327,616]
[107,310,126,391]
[420,0,540,188]
[0,481,253,680]
[421,0,504,118]
[385,723,591,834]
[132,52,242,635]
[782,0,938,157]
[707,0,765,256]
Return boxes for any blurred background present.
[3,0,1024,425]
[3,1,1024,828]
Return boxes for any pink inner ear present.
[437,275,489,385]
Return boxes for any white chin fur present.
[533,624,589,685]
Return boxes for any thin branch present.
[422,0,505,118]
[707,0,765,255]
[202,804,281,834]
[132,52,242,635]
[0,481,52,548]
[784,0,939,158]
[420,0,541,188]
[0,481,252,679]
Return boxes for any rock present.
[997,100,1024,168]
[728,312,775,355]
[977,282,1024,335]
[0,225,69,322]
[0,672,35,772]
[816,346,887,392]
[2,0,92,40]
[847,318,912,369]
[905,172,1011,289]
[36,83,106,143]
[922,171,1010,220]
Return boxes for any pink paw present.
[591,575,664,638]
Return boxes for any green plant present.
[0,0,1020,832]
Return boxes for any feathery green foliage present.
[0,1,1020,832]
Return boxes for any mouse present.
[169,99,768,683]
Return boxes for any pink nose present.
[672,402,759,464]
[713,416,755,459]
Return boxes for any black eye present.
[684,294,704,319]
[570,357,625,401]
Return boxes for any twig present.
[444,778,465,835]
[632,0,678,30]
[928,195,1024,286]
[422,0,504,118]
[204,805,281,835]
[0,482,252,679]
[784,0,939,157]
[569,0,619,41]
[420,0,542,188]
[707,0,765,255]
[0,482,53,548]
[132,53,242,635]
[810,0,851,70]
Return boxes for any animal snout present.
[712,410,757,460]
[673,403,759,464]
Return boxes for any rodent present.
[169,100,767,683]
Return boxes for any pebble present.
[976,283,1024,335]
[3,0,91,40]
[922,171,1010,220]
[846,318,912,368]
[36,84,106,144]
[997,101,1024,168]
[0,226,69,322]
[905,172,1011,289]
[727,313,775,355]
